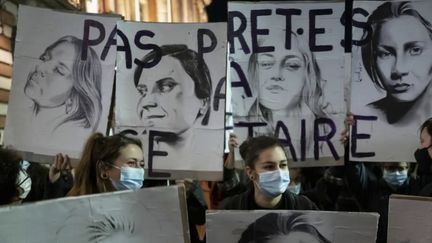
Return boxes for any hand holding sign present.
[49,153,73,184]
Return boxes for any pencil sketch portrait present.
[133,44,212,151]
[361,1,432,126]
[246,30,332,155]
[24,35,102,133]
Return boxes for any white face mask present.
[17,170,32,199]
[257,170,290,197]
[111,166,145,191]
[287,183,302,195]
[383,169,408,187]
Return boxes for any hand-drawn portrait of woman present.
[133,44,212,151]
[361,1,432,126]
[238,213,331,243]
[24,35,102,134]
[247,30,331,155]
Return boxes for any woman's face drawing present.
[267,231,323,243]
[375,15,432,102]
[136,55,203,134]
[24,42,75,107]
[257,35,306,111]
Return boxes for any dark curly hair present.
[0,148,23,205]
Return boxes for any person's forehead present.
[383,162,408,167]
[257,146,287,162]
[259,32,303,59]
[119,144,143,159]
[139,56,187,84]
[50,42,76,57]
[378,16,431,44]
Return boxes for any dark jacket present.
[43,173,73,200]
[219,184,318,210]
[419,181,432,196]
[187,191,206,243]
[345,162,432,243]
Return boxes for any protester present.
[22,161,49,202]
[343,114,432,243]
[0,148,32,205]
[43,153,74,199]
[415,118,432,176]
[220,133,249,199]
[67,133,145,196]
[219,136,317,210]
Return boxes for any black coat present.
[345,162,432,243]
[219,184,318,210]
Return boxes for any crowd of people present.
[1,114,432,243]
[0,0,432,243]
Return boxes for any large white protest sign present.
[115,21,227,180]
[207,210,379,243]
[4,6,119,160]
[0,186,189,243]
[388,195,432,243]
[228,1,347,167]
[350,1,432,162]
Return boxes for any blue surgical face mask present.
[257,170,290,197]
[287,183,301,195]
[111,166,144,191]
[383,169,408,188]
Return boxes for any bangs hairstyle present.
[361,1,432,90]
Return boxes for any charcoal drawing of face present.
[375,15,432,103]
[361,2,432,124]
[25,41,75,108]
[24,36,102,131]
[134,45,212,135]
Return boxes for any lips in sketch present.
[139,109,166,126]
[390,83,412,93]
[265,84,285,94]
[25,71,44,96]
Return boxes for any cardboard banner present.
[228,1,347,167]
[350,0,432,162]
[0,186,189,243]
[4,6,119,161]
[207,210,379,243]
[115,21,227,180]
[388,195,432,243]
